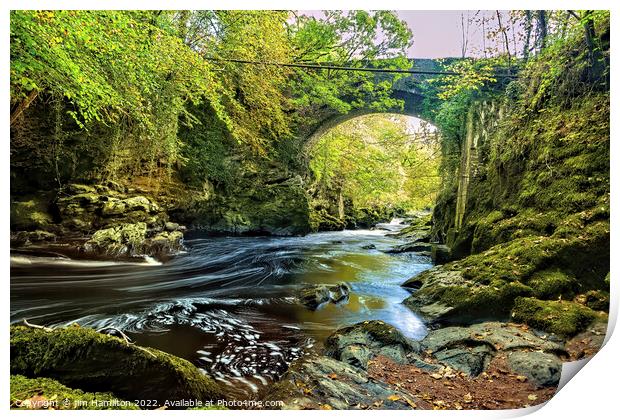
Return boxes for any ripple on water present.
[11,223,432,396]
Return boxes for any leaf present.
[463,393,473,403]
[430,373,442,379]
[387,395,401,401]
[528,394,538,401]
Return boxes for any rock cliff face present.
[404,93,610,335]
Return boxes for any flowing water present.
[10,219,431,397]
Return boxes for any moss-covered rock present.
[10,375,138,410]
[83,222,147,256]
[404,206,609,325]
[325,320,418,369]
[309,208,346,232]
[10,197,54,231]
[575,290,610,311]
[511,297,605,337]
[526,268,579,300]
[10,325,222,404]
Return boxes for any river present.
[10,219,431,397]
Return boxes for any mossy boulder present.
[10,325,222,404]
[10,374,138,410]
[403,266,533,324]
[83,222,147,256]
[10,197,53,231]
[526,268,579,300]
[403,213,609,325]
[325,320,418,369]
[511,297,604,337]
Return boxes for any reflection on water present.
[11,219,431,396]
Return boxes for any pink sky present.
[301,10,522,59]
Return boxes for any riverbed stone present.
[10,325,222,404]
[14,230,56,244]
[506,351,562,388]
[298,283,350,310]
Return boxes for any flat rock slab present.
[418,322,566,378]
[421,322,566,354]
[264,355,418,410]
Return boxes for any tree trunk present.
[10,89,38,126]
[537,10,548,50]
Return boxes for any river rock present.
[10,325,222,404]
[325,320,418,369]
[385,242,432,254]
[361,243,376,250]
[13,230,56,245]
[144,231,184,257]
[165,222,180,231]
[264,354,418,410]
[298,283,350,310]
[506,351,562,388]
[83,222,147,257]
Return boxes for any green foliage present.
[287,11,413,119]
[309,114,440,214]
[10,10,231,182]
[186,11,295,155]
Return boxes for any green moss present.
[326,320,409,349]
[511,297,604,337]
[526,268,578,300]
[10,375,138,410]
[10,197,53,231]
[10,325,222,404]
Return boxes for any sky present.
[398,11,480,58]
[301,10,522,59]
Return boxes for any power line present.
[205,57,518,78]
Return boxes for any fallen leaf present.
[430,373,442,379]
[387,395,401,401]
[463,393,473,403]
[516,375,527,382]
[528,394,538,401]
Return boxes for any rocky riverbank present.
[263,317,606,410]
[10,182,188,261]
